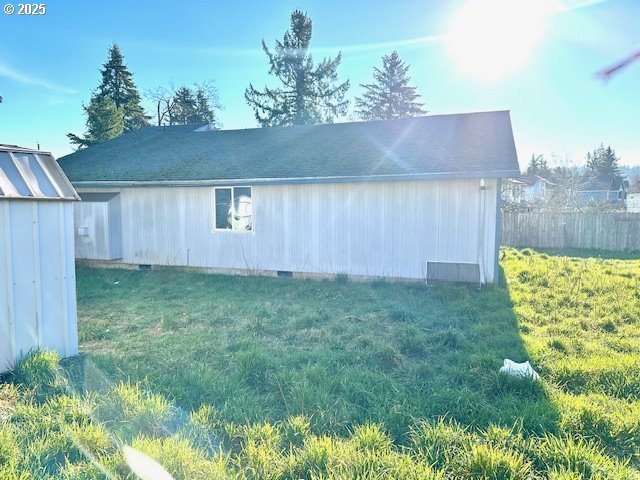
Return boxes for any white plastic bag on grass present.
[499,359,540,381]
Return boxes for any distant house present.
[520,174,554,202]
[58,111,520,284]
[502,174,553,207]
[575,174,628,205]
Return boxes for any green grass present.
[1,248,640,478]
[74,260,548,437]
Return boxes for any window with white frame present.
[214,187,253,231]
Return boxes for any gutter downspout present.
[477,179,486,285]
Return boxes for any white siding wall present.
[74,196,122,260]
[76,178,500,282]
[0,200,78,374]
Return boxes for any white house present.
[502,174,553,206]
[0,145,79,373]
[520,175,553,202]
[58,111,520,284]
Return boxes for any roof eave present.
[0,146,53,155]
[71,170,521,189]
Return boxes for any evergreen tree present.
[355,51,426,120]
[194,88,217,125]
[526,154,551,177]
[245,10,350,126]
[171,87,198,125]
[95,43,147,131]
[67,96,124,148]
[147,81,221,127]
[67,43,146,148]
[586,143,621,176]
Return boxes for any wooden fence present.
[501,212,640,252]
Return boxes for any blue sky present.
[0,0,638,169]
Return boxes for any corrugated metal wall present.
[0,200,78,373]
[76,178,500,282]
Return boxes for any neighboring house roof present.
[578,174,627,191]
[0,145,79,201]
[517,174,554,187]
[59,111,520,186]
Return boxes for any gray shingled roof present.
[59,111,519,185]
[578,174,627,191]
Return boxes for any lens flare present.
[446,0,551,80]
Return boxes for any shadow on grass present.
[67,264,560,442]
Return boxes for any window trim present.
[213,186,254,233]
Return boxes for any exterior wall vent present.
[426,261,483,286]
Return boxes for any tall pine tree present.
[171,87,198,125]
[194,87,218,125]
[148,83,220,126]
[68,43,147,148]
[355,51,426,121]
[67,96,124,147]
[526,154,551,177]
[586,143,621,176]
[245,10,350,126]
[95,43,147,131]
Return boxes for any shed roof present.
[59,111,520,186]
[0,145,79,201]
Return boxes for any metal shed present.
[0,145,80,374]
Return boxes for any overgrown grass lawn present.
[1,248,640,479]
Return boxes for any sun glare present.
[447,0,552,80]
